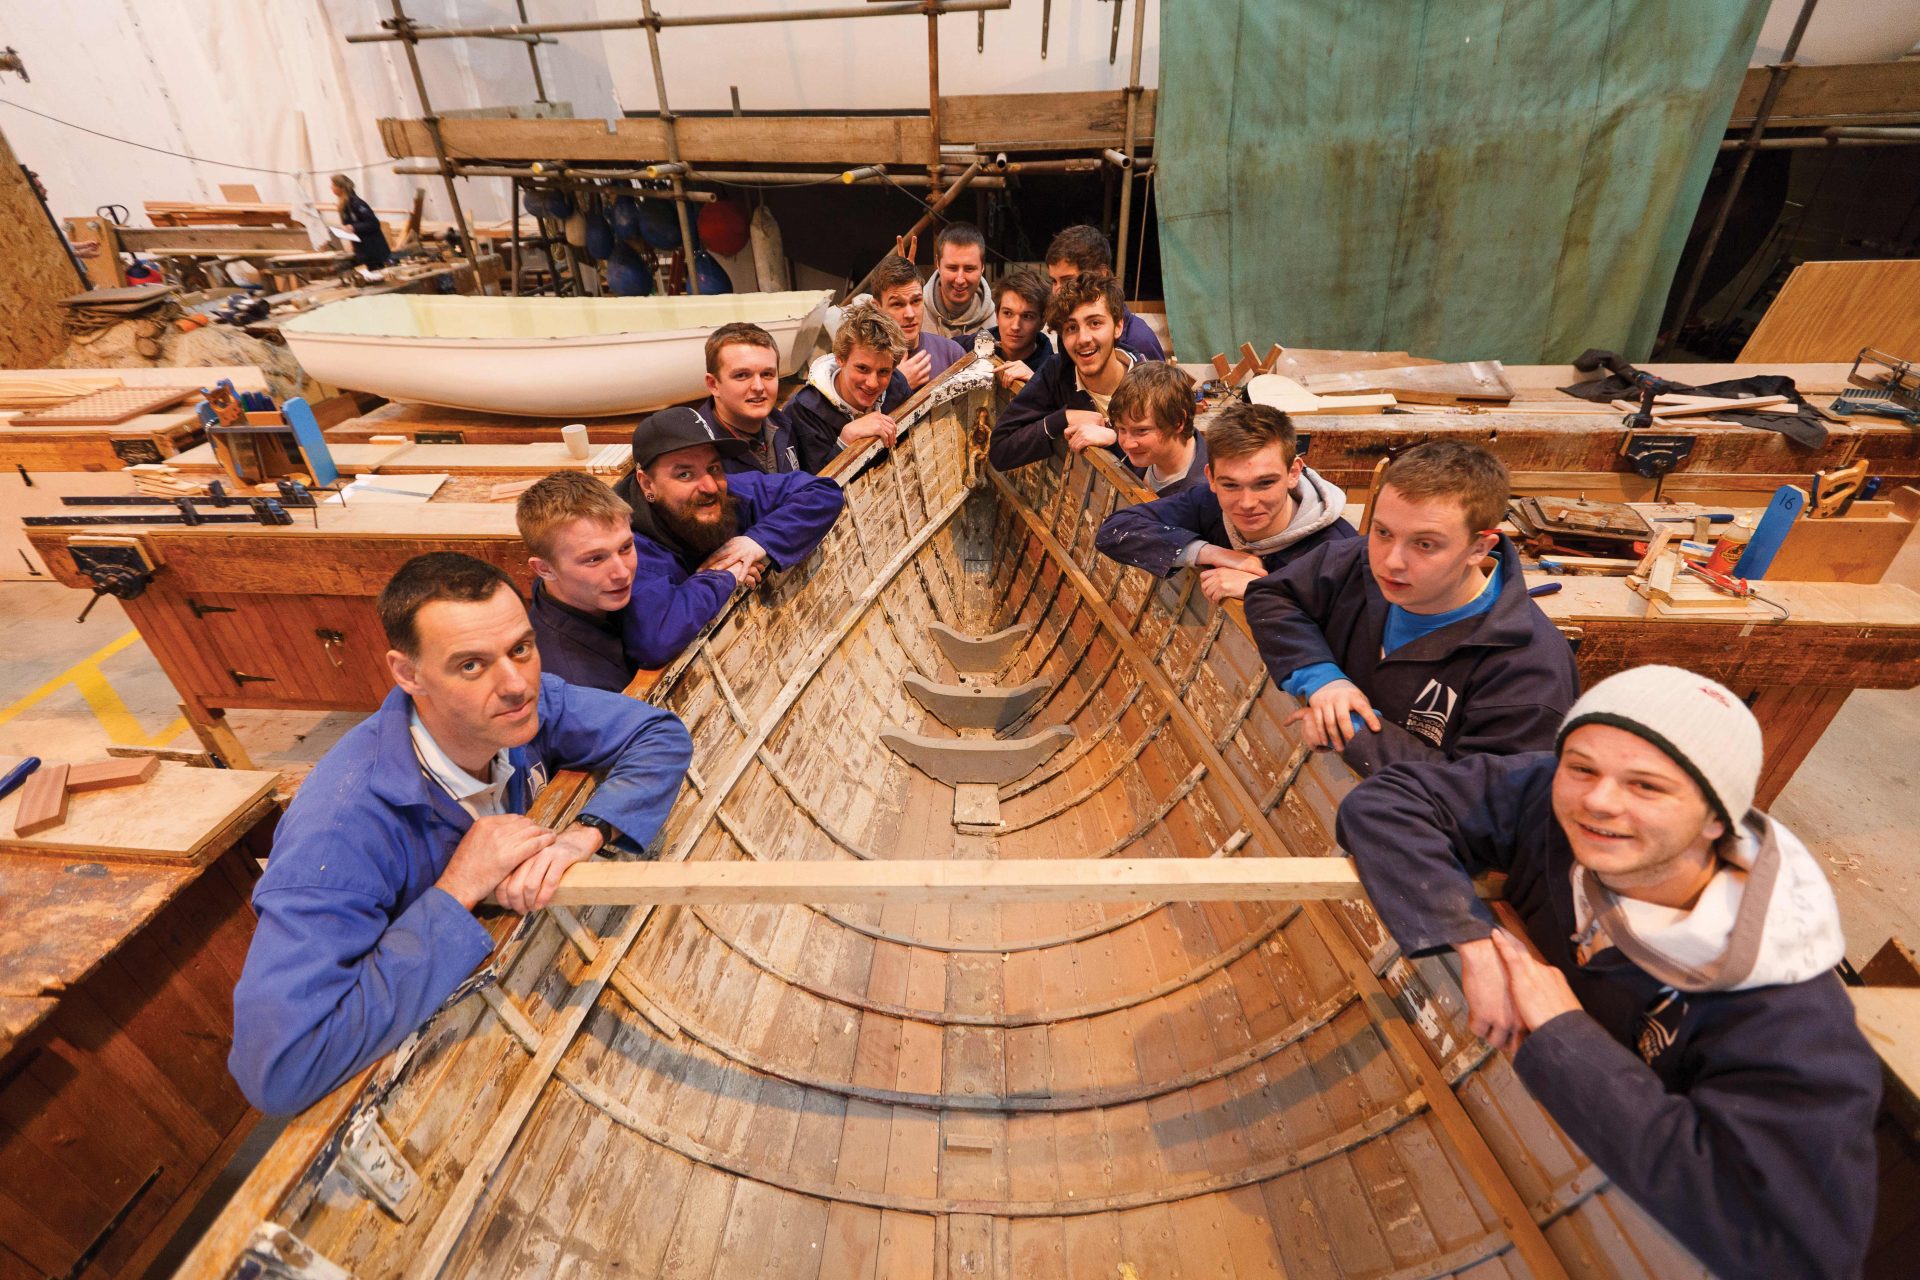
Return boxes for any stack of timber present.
[184,361,1731,1279]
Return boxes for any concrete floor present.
[4,563,1916,964]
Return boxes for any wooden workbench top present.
[164,438,631,477]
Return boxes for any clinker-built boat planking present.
[184,360,1708,1278]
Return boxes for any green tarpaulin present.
[1156,1,1767,363]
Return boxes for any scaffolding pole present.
[386,0,482,280]
[1113,0,1149,294]
[636,0,702,294]
[346,1,1012,43]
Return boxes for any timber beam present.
[549,857,1363,907]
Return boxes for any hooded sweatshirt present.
[1243,533,1578,774]
[782,352,911,474]
[988,345,1141,471]
[1335,751,1879,1280]
[1095,465,1355,577]
[923,277,995,339]
[610,466,846,669]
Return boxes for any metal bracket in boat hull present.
[880,724,1074,785]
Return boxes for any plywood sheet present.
[1740,260,1920,364]
[0,760,277,865]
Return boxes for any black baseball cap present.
[630,406,750,468]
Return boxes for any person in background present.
[516,472,640,694]
[870,254,966,390]
[1097,400,1354,603]
[331,173,391,270]
[922,221,996,339]
[785,303,912,473]
[962,264,1055,391]
[988,272,1141,471]
[1336,666,1879,1280]
[613,407,845,669]
[1107,361,1207,496]
[1244,441,1578,775]
[694,322,803,474]
[229,552,691,1114]
[1043,224,1164,360]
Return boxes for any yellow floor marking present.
[0,629,187,746]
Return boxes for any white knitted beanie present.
[1555,665,1763,826]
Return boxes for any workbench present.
[326,400,653,446]
[0,366,271,580]
[0,756,281,1279]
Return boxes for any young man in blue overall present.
[229,553,693,1114]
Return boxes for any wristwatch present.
[571,814,621,849]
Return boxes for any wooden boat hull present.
[281,291,834,416]
[182,365,1710,1278]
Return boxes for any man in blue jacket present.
[988,272,1143,472]
[1336,666,1878,1279]
[613,405,845,669]
[1043,224,1165,360]
[1243,441,1578,775]
[1097,400,1354,603]
[516,471,639,693]
[958,264,1055,393]
[229,552,693,1114]
[695,322,804,475]
[784,303,912,474]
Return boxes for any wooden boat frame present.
[180,360,1707,1278]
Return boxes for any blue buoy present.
[611,193,642,240]
[607,243,654,296]
[584,210,614,261]
[692,249,733,294]
[636,199,685,250]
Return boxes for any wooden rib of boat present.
[184,359,1708,1279]
[281,292,835,417]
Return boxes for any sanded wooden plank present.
[63,756,160,794]
[10,764,68,836]
[0,761,276,863]
[550,857,1362,906]
[1741,260,1920,364]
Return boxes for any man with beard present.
[1097,399,1355,602]
[989,272,1142,471]
[1244,441,1578,775]
[1335,667,1878,1278]
[785,303,913,473]
[229,552,692,1114]
[921,222,996,340]
[694,322,803,474]
[614,406,845,669]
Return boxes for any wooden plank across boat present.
[179,359,1733,1278]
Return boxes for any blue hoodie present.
[229,675,692,1113]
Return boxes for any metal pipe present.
[844,160,985,300]
[387,0,483,281]
[926,4,943,196]
[1113,0,1148,293]
[391,162,721,196]
[1102,147,1131,169]
[396,161,1006,189]
[1717,133,1920,150]
[636,0,701,294]
[515,0,549,101]
[1661,0,1820,352]
[346,1,1011,43]
[1825,125,1920,140]
[508,177,521,295]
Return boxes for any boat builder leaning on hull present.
[1244,441,1579,776]
[1097,400,1355,603]
[988,272,1142,472]
[614,406,845,670]
[868,253,966,392]
[517,472,641,694]
[697,322,804,475]
[229,553,693,1115]
[959,263,1055,392]
[785,303,913,475]
[1043,223,1165,361]
[1336,667,1880,1278]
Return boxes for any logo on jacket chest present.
[1635,989,1687,1065]
[1404,678,1459,746]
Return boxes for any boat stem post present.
[386,0,484,285]
[1113,0,1148,294]
[637,0,702,295]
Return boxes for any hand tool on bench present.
[0,757,41,803]
[1809,460,1870,519]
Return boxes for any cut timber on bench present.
[549,857,1364,906]
[929,621,1030,672]
[64,756,160,793]
[881,725,1073,785]
[11,764,69,836]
